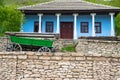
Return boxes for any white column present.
[38,14,43,33]
[91,13,96,37]
[109,13,115,36]
[56,13,61,34]
[73,13,78,40]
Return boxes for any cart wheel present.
[38,47,51,52]
[6,43,22,52]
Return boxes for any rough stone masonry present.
[0,52,119,80]
[76,39,120,55]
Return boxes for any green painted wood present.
[10,36,53,48]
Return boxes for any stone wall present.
[0,52,120,80]
[0,37,9,52]
[53,39,74,51]
[76,39,120,56]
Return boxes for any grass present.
[61,44,76,52]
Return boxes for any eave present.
[20,9,120,15]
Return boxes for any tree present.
[111,0,120,7]
[0,0,4,6]
[0,6,24,36]
[115,14,120,35]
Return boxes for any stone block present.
[62,57,75,61]
[66,75,73,78]
[93,57,107,61]
[54,52,64,56]
[72,69,81,73]
[44,66,49,69]
[76,57,85,60]
[55,78,62,80]
[26,52,35,55]
[71,53,84,57]
[86,57,93,60]
[42,53,54,56]
[112,59,119,61]
[62,53,71,57]
[110,69,118,72]
[39,56,50,60]
[51,56,62,60]
[28,55,38,59]
[31,74,40,78]
[2,55,17,59]
[35,78,42,80]
[17,55,27,59]
[21,78,34,80]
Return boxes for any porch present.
[22,13,115,39]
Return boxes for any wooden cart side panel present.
[10,36,53,48]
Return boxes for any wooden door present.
[60,22,73,39]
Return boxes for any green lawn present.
[61,45,76,52]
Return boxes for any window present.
[34,21,39,32]
[46,22,53,33]
[81,22,89,33]
[95,22,101,33]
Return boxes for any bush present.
[0,6,24,36]
[61,45,76,52]
[115,13,120,36]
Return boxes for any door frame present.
[60,22,74,39]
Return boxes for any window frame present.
[95,22,101,33]
[80,22,89,33]
[46,21,54,33]
[34,21,39,32]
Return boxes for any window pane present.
[95,22,101,33]
[46,22,53,32]
[34,21,39,32]
[81,22,88,33]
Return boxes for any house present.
[19,0,120,39]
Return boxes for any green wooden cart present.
[6,35,55,52]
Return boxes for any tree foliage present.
[111,0,120,7]
[115,14,120,35]
[0,0,4,6]
[0,6,24,36]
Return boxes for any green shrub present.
[0,6,24,36]
[61,45,76,52]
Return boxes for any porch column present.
[38,14,43,33]
[56,13,61,34]
[73,13,78,40]
[109,13,115,36]
[91,13,96,37]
